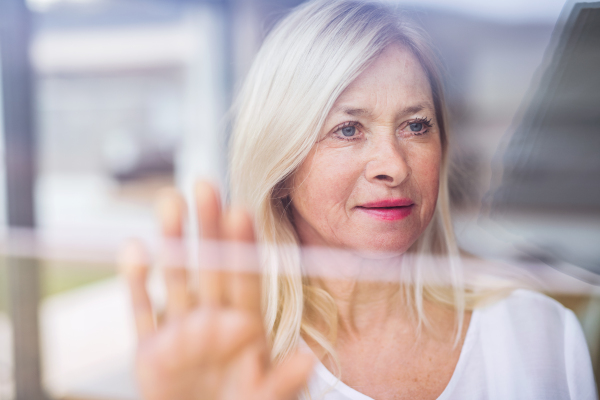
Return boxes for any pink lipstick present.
[356,199,414,221]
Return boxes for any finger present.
[157,188,191,320]
[262,351,315,400]
[119,239,155,341]
[195,180,225,307]
[222,207,261,315]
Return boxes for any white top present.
[303,290,598,400]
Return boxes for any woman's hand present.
[119,181,313,400]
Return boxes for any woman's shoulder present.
[477,288,572,327]
[465,290,597,399]
[472,288,587,369]
[472,288,584,360]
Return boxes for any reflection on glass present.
[0,0,598,399]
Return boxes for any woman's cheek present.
[294,147,362,220]
[412,145,442,219]
[307,148,361,209]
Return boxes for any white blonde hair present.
[229,0,516,366]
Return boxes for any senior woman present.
[120,0,597,399]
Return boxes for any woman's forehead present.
[331,44,434,118]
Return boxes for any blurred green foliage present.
[0,257,115,313]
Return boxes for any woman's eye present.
[409,122,423,132]
[403,118,432,135]
[341,126,356,137]
[328,122,362,142]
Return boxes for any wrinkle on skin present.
[290,43,441,257]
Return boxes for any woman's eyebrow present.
[342,107,371,117]
[337,103,434,118]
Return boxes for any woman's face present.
[289,44,442,254]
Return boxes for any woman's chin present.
[343,236,416,258]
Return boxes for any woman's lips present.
[355,199,414,221]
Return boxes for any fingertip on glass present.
[117,238,149,275]
[156,187,186,236]
[194,180,221,208]
[223,206,255,242]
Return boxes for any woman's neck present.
[303,249,415,338]
[302,248,460,343]
[313,277,411,339]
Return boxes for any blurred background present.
[0,0,598,399]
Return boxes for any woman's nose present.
[364,136,410,186]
